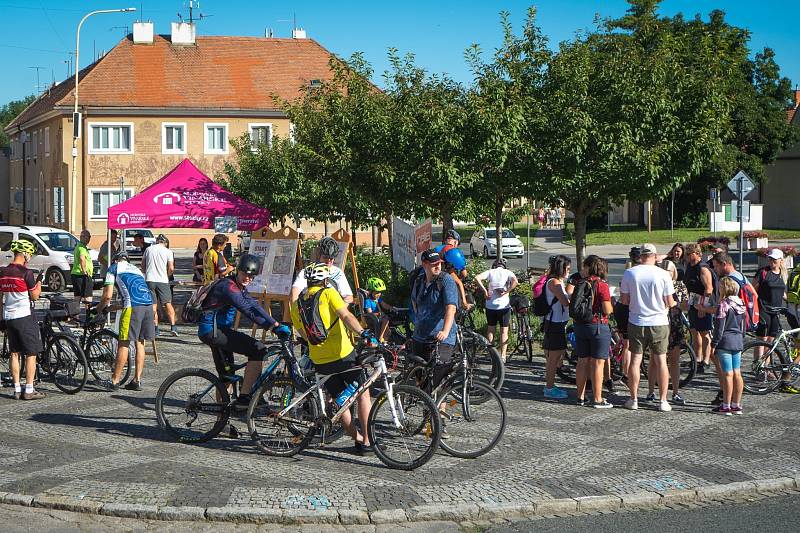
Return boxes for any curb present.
[5,476,798,525]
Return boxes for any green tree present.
[0,95,36,148]
[537,0,733,264]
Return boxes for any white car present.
[0,225,101,292]
[469,227,525,258]
[124,229,157,256]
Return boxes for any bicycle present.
[399,341,507,459]
[456,306,505,392]
[508,295,541,363]
[0,295,88,394]
[247,339,441,471]
[742,305,800,394]
[155,335,308,443]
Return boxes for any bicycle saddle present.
[404,353,429,366]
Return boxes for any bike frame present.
[759,326,800,360]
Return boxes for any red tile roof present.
[7,35,336,130]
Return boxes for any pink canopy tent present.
[108,158,270,230]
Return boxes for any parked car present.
[469,227,525,258]
[124,229,156,256]
[0,225,101,292]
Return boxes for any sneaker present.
[21,390,45,400]
[593,400,613,409]
[123,380,142,391]
[234,395,251,411]
[604,379,615,394]
[714,406,732,416]
[12,390,21,400]
[731,405,743,415]
[645,393,657,402]
[222,424,240,439]
[697,362,706,374]
[780,383,800,394]
[439,426,450,440]
[658,400,672,412]
[624,399,638,410]
[576,398,586,407]
[97,379,119,391]
[543,386,568,400]
[155,326,161,337]
[671,393,686,406]
[169,327,180,337]
[710,390,723,405]
[354,442,374,454]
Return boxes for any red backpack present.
[731,274,760,333]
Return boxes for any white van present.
[0,225,101,292]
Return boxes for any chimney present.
[133,21,154,44]
[292,28,307,39]
[171,22,196,45]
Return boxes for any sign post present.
[727,171,755,271]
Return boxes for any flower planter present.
[747,238,768,250]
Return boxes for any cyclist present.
[475,258,518,361]
[291,237,353,304]
[290,263,374,452]
[203,234,233,286]
[198,253,291,410]
[96,251,155,391]
[363,277,393,342]
[436,230,467,276]
[0,240,44,400]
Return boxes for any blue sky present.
[0,1,797,104]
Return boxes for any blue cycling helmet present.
[443,247,466,272]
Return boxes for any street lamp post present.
[71,7,136,233]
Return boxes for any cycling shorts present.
[313,351,365,400]
[486,307,511,327]
[6,315,42,356]
[200,326,269,381]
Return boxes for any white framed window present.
[204,123,228,154]
[88,187,134,220]
[44,127,50,157]
[162,122,186,154]
[32,130,38,160]
[248,123,272,150]
[88,122,134,154]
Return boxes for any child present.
[707,276,745,415]
[364,277,393,341]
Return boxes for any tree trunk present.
[441,205,454,240]
[495,195,504,261]
[371,225,376,254]
[323,220,329,236]
[574,205,588,267]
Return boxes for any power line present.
[0,44,68,54]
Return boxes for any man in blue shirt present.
[95,251,155,391]
[411,249,459,388]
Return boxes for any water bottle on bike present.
[335,382,359,408]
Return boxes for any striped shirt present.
[0,264,36,320]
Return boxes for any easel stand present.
[330,229,364,331]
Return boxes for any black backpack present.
[569,278,597,324]
[533,277,556,317]
[181,279,225,324]
[297,287,339,345]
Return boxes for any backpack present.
[788,266,800,305]
[730,274,760,333]
[181,278,225,324]
[532,273,548,298]
[533,277,556,317]
[569,278,597,324]
[296,287,339,345]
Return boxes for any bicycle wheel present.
[0,332,11,388]
[742,341,784,394]
[465,334,505,392]
[556,351,578,384]
[86,330,130,385]
[438,380,506,459]
[46,333,88,394]
[156,368,230,443]
[522,316,534,363]
[367,384,440,470]
[248,375,319,457]
[676,342,697,388]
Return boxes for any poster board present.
[414,218,433,259]
[392,217,416,273]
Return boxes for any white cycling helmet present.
[304,262,332,283]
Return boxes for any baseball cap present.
[639,243,657,255]
[421,249,443,264]
[767,248,784,260]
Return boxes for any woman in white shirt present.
[542,255,571,400]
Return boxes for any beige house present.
[4,22,336,247]
[762,90,800,229]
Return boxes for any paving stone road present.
[0,318,798,524]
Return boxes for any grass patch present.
[562,224,800,246]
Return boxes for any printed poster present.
[248,238,298,295]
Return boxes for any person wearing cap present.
[435,229,467,280]
[95,251,155,391]
[752,248,795,393]
[410,249,460,389]
[142,234,178,337]
[619,243,676,412]
[683,243,717,375]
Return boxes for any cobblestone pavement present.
[0,324,798,524]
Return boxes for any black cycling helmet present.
[492,258,507,269]
[237,253,261,275]
[629,246,642,260]
[113,251,129,263]
[318,237,340,259]
[444,229,461,243]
